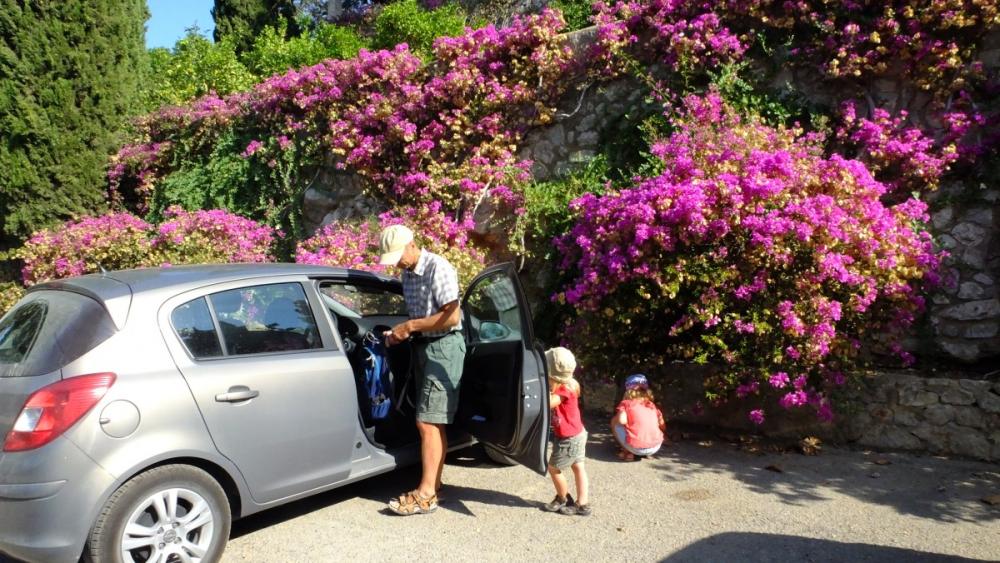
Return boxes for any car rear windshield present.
[0,290,117,377]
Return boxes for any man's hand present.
[385,320,412,346]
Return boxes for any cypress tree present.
[212,0,299,55]
[0,0,149,240]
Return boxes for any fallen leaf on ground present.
[873,459,892,466]
[697,440,713,447]
[765,464,784,473]
[799,436,822,456]
[982,494,1000,506]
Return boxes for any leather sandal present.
[388,490,438,516]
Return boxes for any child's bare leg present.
[570,462,589,505]
[548,465,570,499]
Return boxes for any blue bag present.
[362,332,392,421]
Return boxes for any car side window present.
[320,283,407,317]
[465,272,522,343]
[209,283,322,356]
[171,297,223,359]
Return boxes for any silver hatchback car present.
[0,263,548,563]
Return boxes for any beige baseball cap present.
[378,224,414,265]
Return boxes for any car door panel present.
[457,264,548,475]
[160,278,357,505]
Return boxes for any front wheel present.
[483,444,518,466]
[87,464,231,563]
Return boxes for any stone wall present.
[590,368,1000,461]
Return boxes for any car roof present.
[28,264,399,329]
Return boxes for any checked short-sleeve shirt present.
[401,250,463,337]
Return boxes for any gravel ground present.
[221,414,1000,563]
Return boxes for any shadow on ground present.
[580,410,1000,524]
[661,532,989,562]
[229,444,522,538]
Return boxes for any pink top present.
[552,385,584,439]
[616,398,664,449]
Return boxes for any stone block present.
[924,378,954,394]
[577,131,599,147]
[911,424,946,451]
[937,234,958,250]
[894,408,920,426]
[878,427,923,450]
[938,299,1000,321]
[941,387,977,406]
[946,427,991,460]
[924,404,956,425]
[533,140,554,165]
[931,207,954,230]
[963,247,987,269]
[898,385,938,407]
[868,405,894,423]
[961,322,999,339]
[958,282,985,300]
[954,406,986,429]
[965,207,993,226]
[544,124,565,147]
[974,273,994,286]
[959,380,995,397]
[978,391,1000,414]
[939,340,981,362]
[932,294,952,306]
[577,114,598,132]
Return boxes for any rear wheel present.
[88,464,231,563]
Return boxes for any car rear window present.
[0,290,117,377]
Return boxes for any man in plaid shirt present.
[378,224,467,516]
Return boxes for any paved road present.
[222,416,1000,563]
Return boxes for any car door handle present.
[215,386,260,403]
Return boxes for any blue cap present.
[625,374,648,390]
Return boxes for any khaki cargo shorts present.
[414,331,466,424]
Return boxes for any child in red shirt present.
[611,374,665,461]
[543,347,591,516]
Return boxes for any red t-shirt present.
[616,398,664,449]
[551,385,584,439]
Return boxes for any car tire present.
[483,444,517,466]
[87,464,231,563]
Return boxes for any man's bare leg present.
[416,420,444,498]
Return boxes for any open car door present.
[457,263,548,475]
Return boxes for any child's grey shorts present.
[549,430,587,469]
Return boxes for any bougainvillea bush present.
[16,208,278,286]
[554,93,943,424]
[110,10,575,259]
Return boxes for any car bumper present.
[0,441,116,563]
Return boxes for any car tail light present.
[3,373,116,452]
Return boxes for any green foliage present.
[212,0,300,54]
[244,20,369,77]
[373,0,468,58]
[145,30,256,108]
[708,60,814,128]
[520,156,609,255]
[552,0,593,31]
[0,0,148,240]
[149,134,251,220]
[0,282,25,318]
